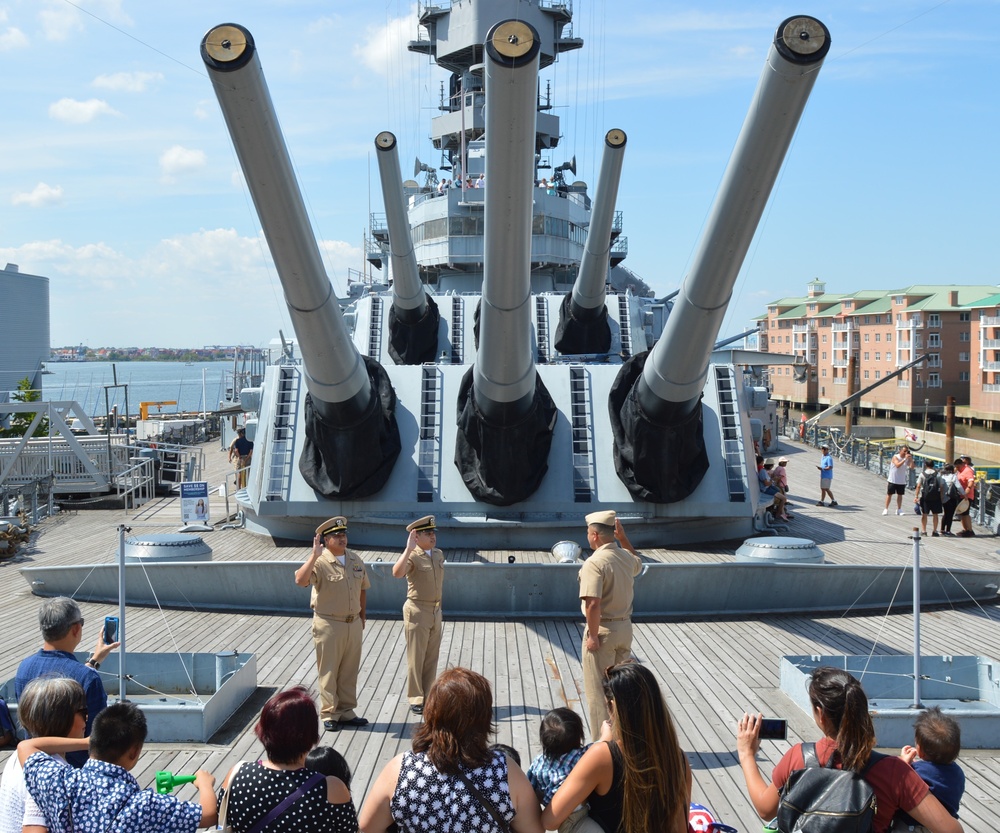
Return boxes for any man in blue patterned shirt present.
[19,701,218,833]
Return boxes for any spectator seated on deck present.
[757,456,790,522]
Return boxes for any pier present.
[2,440,999,830]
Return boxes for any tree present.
[1,377,49,438]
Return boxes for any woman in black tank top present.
[541,662,691,833]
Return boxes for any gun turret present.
[454,19,557,505]
[202,24,400,497]
[611,16,830,502]
[374,132,440,364]
[555,128,627,354]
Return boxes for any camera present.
[103,616,119,644]
[758,718,787,740]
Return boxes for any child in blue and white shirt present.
[527,708,588,831]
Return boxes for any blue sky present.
[1,0,997,348]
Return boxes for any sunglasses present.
[77,708,89,722]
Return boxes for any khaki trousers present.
[403,600,443,705]
[312,614,363,721]
[582,620,633,741]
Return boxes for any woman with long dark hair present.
[540,661,691,833]
[358,667,542,833]
[737,666,963,833]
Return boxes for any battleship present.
[198,4,827,548]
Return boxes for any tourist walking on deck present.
[294,517,370,732]
[815,445,837,506]
[736,666,964,833]
[392,515,445,716]
[15,596,119,768]
[883,444,913,515]
[216,687,358,833]
[228,426,254,489]
[541,662,692,833]
[358,667,544,833]
[578,510,642,741]
[916,461,944,536]
[940,463,960,535]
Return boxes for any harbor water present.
[42,361,231,418]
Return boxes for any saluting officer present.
[578,509,642,740]
[392,515,445,715]
[294,516,371,732]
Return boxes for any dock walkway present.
[2,439,998,831]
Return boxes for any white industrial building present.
[0,263,50,404]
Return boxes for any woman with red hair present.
[359,667,542,833]
[219,686,358,832]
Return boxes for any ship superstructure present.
[200,3,830,546]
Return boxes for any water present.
[42,361,232,417]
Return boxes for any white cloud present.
[0,26,28,50]
[48,98,120,124]
[353,5,418,75]
[159,146,208,183]
[92,71,163,92]
[11,183,64,208]
[38,5,82,41]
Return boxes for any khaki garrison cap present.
[316,516,348,536]
[585,509,616,527]
[406,515,436,533]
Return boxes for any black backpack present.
[921,470,941,500]
[776,743,884,832]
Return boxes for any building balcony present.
[831,321,853,331]
[897,317,924,329]
[983,384,1000,394]
[831,357,849,367]
[982,339,1000,349]
[897,341,912,350]
[792,322,816,334]
[981,361,1000,371]
[981,316,1000,327]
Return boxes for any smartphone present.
[758,718,787,740]
[103,616,119,644]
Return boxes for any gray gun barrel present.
[374,132,426,321]
[572,129,627,317]
[473,19,542,420]
[201,23,370,421]
[638,16,830,422]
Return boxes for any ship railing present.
[791,426,1000,535]
[116,456,156,513]
[1,474,55,526]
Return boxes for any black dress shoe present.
[339,716,369,727]
[323,720,340,732]
[410,704,424,715]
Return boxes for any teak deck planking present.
[1,439,998,831]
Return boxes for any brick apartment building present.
[758,279,999,420]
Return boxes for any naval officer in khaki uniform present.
[294,516,371,732]
[392,515,445,715]
[578,509,642,740]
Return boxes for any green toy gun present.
[155,771,197,794]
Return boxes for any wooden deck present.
[2,438,999,831]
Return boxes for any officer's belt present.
[317,613,360,622]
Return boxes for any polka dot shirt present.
[222,761,358,833]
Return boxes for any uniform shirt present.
[310,548,371,618]
[578,543,642,620]
[15,650,107,768]
[24,754,203,833]
[404,547,445,603]
[771,737,928,833]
